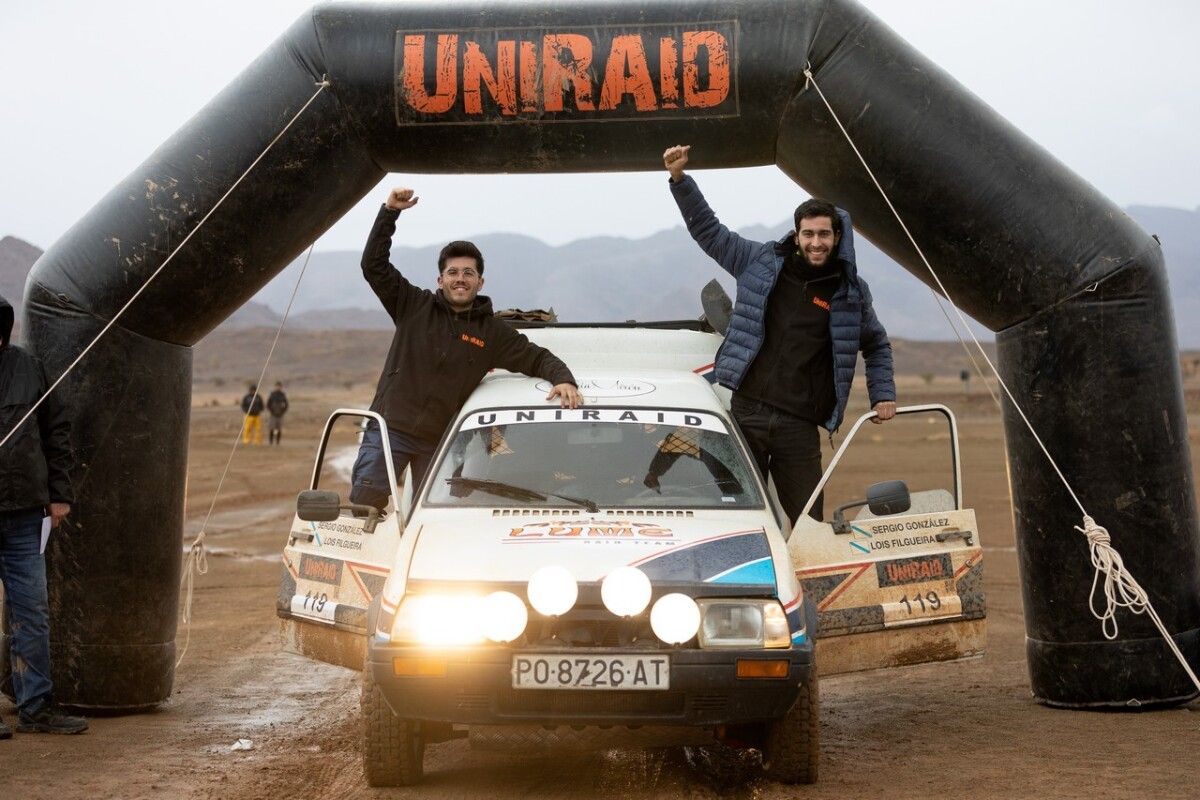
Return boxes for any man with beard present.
[349,186,581,511]
[663,145,896,525]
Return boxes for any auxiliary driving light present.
[527,565,578,617]
[482,590,528,642]
[601,566,652,617]
[650,593,701,644]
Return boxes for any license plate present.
[512,654,670,690]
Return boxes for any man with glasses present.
[349,187,582,511]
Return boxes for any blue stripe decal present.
[707,557,775,586]
[791,630,808,644]
[849,540,870,554]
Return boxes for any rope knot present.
[1075,515,1110,547]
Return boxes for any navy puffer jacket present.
[671,175,895,432]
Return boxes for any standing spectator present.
[267,382,289,445]
[240,384,265,446]
[0,294,88,737]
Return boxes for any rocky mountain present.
[3,204,1198,345]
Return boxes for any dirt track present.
[3,382,1198,799]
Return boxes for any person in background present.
[240,384,265,446]
[267,381,289,445]
[0,294,88,737]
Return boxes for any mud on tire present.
[760,671,819,784]
[361,659,425,786]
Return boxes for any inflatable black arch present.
[16,0,1198,710]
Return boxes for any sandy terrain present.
[2,379,1198,800]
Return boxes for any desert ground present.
[2,340,1198,799]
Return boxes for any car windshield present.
[424,407,762,509]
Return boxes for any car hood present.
[405,509,778,588]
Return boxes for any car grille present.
[495,688,685,716]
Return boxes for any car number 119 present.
[512,655,670,690]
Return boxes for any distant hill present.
[4,204,1199,345]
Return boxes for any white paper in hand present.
[40,516,52,555]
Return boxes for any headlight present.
[650,593,701,644]
[481,591,528,643]
[601,566,652,617]
[527,565,578,617]
[697,599,791,649]
[391,595,485,646]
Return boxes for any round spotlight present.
[482,591,529,642]
[601,566,652,617]
[650,593,701,644]
[527,565,578,617]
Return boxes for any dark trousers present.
[0,508,53,715]
[348,422,436,509]
[731,394,825,526]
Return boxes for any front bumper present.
[367,643,813,727]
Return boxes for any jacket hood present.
[434,289,495,318]
[776,207,859,283]
[0,294,12,347]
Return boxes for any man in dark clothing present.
[663,145,896,525]
[349,186,582,509]
[266,382,289,445]
[240,384,265,445]
[0,295,88,737]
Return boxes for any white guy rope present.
[0,78,330,454]
[803,65,1200,694]
[176,241,318,669]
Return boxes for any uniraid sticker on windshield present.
[460,408,726,433]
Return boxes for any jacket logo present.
[395,21,738,125]
[461,334,486,348]
[811,296,830,311]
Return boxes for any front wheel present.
[361,659,425,787]
[760,671,819,784]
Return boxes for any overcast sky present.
[3,1,1198,252]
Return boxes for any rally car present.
[276,322,984,787]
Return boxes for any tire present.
[760,670,819,784]
[361,659,424,787]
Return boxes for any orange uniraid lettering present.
[403,34,459,113]
[682,30,730,109]
[519,40,539,112]
[659,37,680,109]
[542,33,595,112]
[598,35,657,111]
[463,40,517,115]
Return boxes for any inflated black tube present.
[21,0,1197,708]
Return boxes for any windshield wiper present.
[445,476,599,513]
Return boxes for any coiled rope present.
[802,65,1199,695]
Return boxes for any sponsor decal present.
[506,520,675,542]
[876,554,953,588]
[462,407,725,432]
[535,378,656,398]
[299,553,344,586]
[394,21,739,125]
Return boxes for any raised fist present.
[386,187,419,211]
[663,145,691,181]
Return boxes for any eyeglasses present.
[442,267,480,279]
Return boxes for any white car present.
[277,323,984,787]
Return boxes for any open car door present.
[788,404,985,676]
[277,409,411,670]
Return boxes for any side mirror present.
[700,279,733,336]
[867,480,911,516]
[296,490,340,522]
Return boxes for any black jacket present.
[267,389,289,417]
[241,393,264,416]
[362,205,576,443]
[0,295,75,513]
